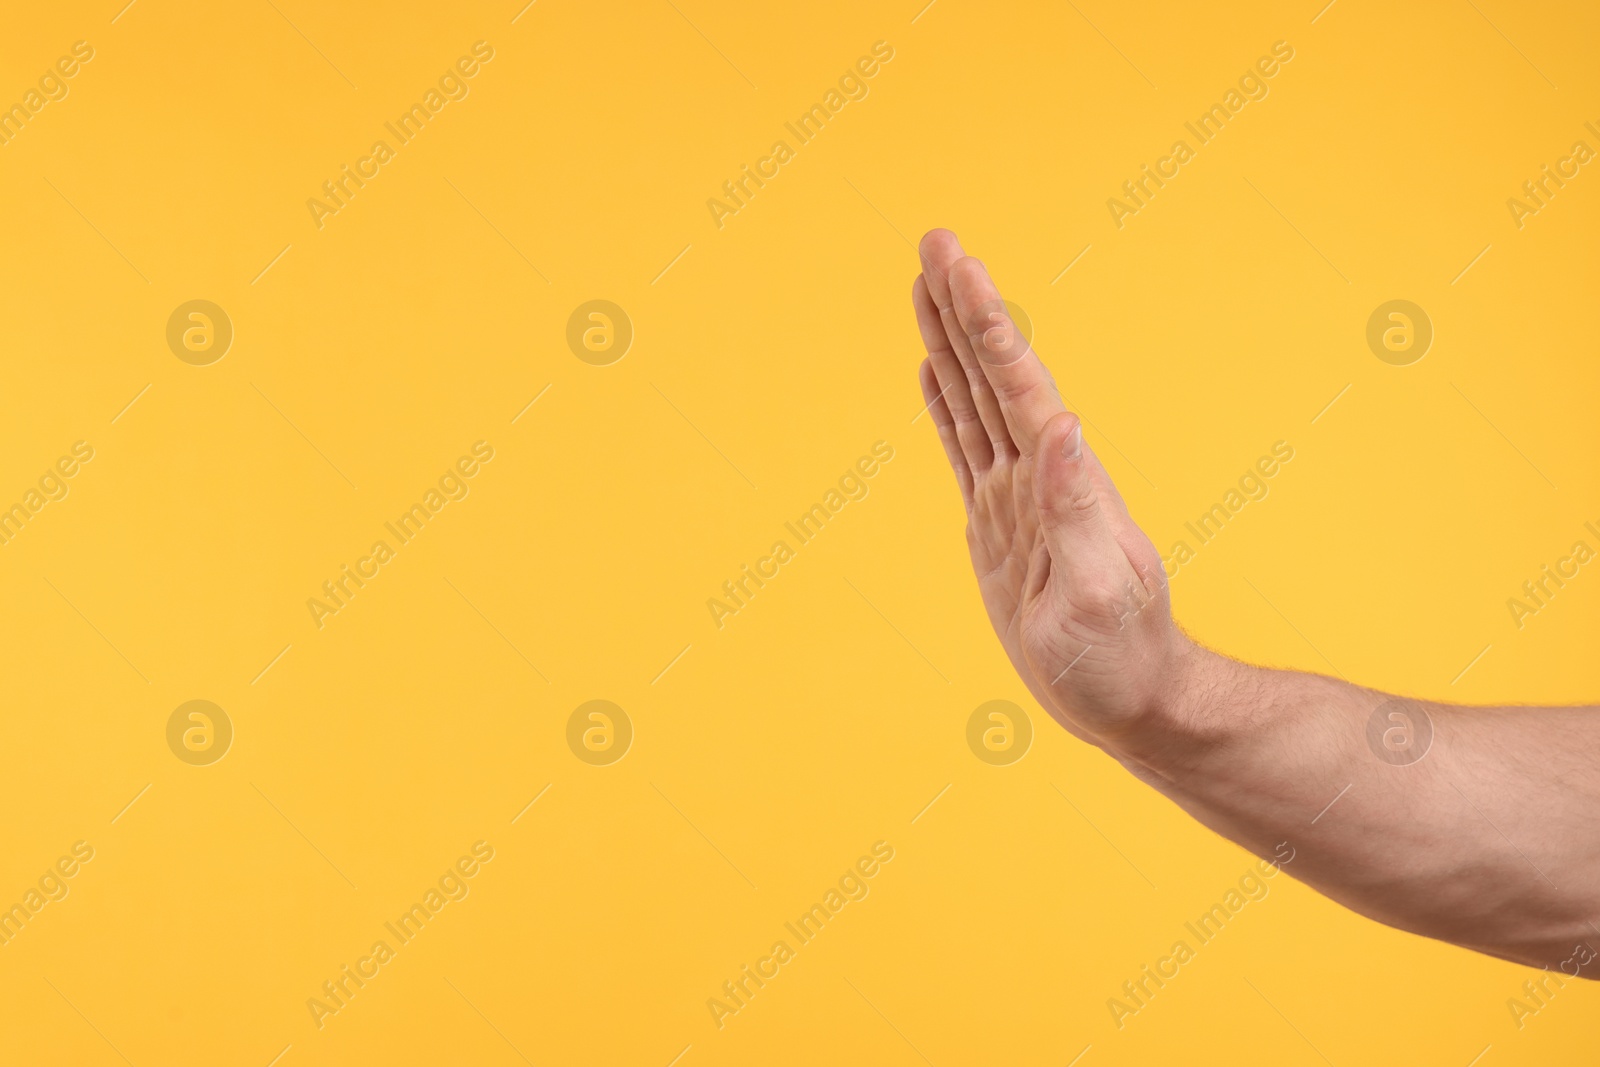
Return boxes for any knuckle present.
[1066,488,1100,519]
[1042,483,1097,522]
[1083,581,1135,625]
[992,371,1032,401]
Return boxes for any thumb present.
[1033,412,1127,592]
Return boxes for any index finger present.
[948,255,1065,457]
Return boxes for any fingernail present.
[1064,424,1082,460]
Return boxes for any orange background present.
[0,1,1596,1063]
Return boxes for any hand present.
[911,230,1192,746]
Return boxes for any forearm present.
[904,230,1600,975]
[1108,640,1600,973]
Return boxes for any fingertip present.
[919,228,961,257]
[1041,411,1083,464]
[945,255,976,295]
[919,230,964,299]
[948,256,1006,325]
[1036,411,1111,561]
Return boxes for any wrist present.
[1100,635,1242,775]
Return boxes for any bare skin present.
[911,228,1600,976]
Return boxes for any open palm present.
[911,230,1186,744]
